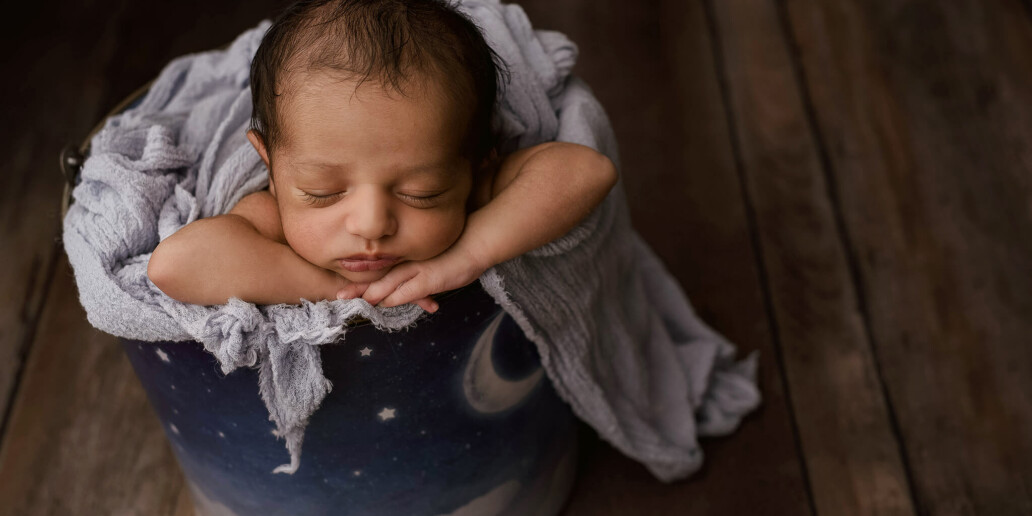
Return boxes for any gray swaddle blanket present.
[63,0,760,482]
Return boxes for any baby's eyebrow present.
[400,161,459,177]
[291,159,459,178]
[293,158,349,168]
[289,161,342,175]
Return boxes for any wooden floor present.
[2,0,1031,514]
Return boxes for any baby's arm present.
[148,191,348,306]
[348,142,617,308]
[460,141,617,266]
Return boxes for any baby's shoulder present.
[229,189,285,243]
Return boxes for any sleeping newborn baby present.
[147,0,616,312]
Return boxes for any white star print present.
[353,470,362,477]
[169,424,180,435]
[359,347,372,357]
[155,348,170,363]
[218,431,225,438]
[378,407,397,421]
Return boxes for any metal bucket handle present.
[60,81,154,220]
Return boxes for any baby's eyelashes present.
[397,192,444,208]
[299,191,345,207]
[297,189,448,209]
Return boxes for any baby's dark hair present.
[249,0,509,164]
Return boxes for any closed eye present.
[298,190,445,208]
[299,191,344,206]
[399,192,445,207]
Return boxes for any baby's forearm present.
[459,143,617,269]
[148,215,345,306]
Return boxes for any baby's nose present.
[344,187,397,241]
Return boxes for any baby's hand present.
[335,246,486,313]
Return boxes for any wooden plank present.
[0,256,186,514]
[0,1,287,513]
[520,0,813,513]
[0,0,130,437]
[782,1,1032,514]
[89,0,290,114]
[0,0,284,437]
[707,1,917,514]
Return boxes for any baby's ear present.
[246,130,276,197]
[246,129,271,168]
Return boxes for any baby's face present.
[258,72,475,283]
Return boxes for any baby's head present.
[247,0,507,283]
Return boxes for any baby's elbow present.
[596,153,618,193]
[585,150,618,200]
[148,241,183,298]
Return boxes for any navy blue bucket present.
[121,281,580,516]
[61,78,581,516]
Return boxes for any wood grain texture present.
[707,1,917,514]
[518,0,813,513]
[0,257,186,515]
[0,1,287,514]
[0,0,129,437]
[782,1,1032,514]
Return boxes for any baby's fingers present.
[380,275,438,309]
[412,296,439,313]
[336,282,369,300]
[362,268,417,306]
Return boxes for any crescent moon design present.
[462,312,545,414]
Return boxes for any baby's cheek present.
[281,214,329,263]
[409,209,466,257]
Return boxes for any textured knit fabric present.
[62,0,760,482]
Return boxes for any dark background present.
[1,0,1030,514]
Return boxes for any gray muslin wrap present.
[62,0,761,482]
